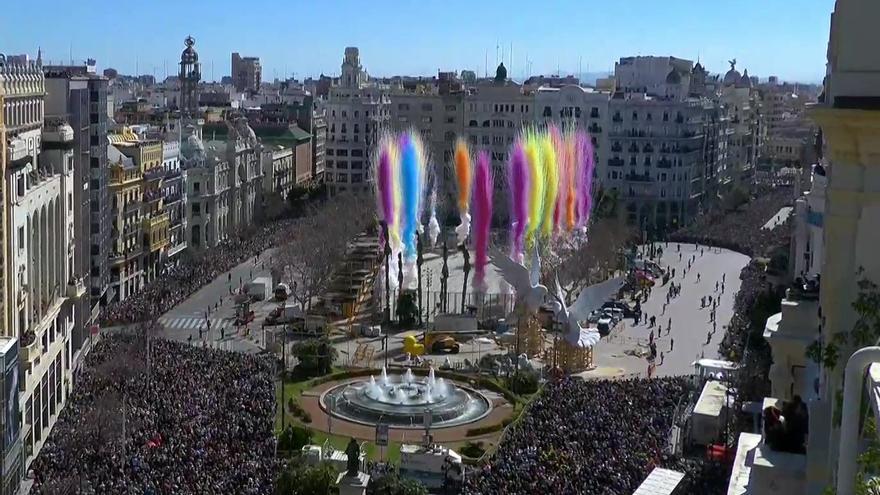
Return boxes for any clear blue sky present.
[4,0,832,83]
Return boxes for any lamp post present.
[417,232,424,327]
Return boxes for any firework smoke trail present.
[454,139,472,244]
[399,132,424,259]
[565,130,577,231]
[508,140,529,262]
[472,151,493,292]
[550,125,565,231]
[576,130,596,228]
[524,131,545,242]
[428,188,440,246]
[541,132,559,238]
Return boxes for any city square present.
[1,2,875,494]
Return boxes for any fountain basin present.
[320,368,492,429]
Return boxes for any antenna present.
[484,50,488,78]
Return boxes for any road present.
[157,248,279,353]
[590,242,750,378]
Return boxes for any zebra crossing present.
[158,315,235,332]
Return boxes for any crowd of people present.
[464,377,691,495]
[100,221,294,326]
[670,185,793,257]
[29,334,277,494]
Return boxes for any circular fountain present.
[320,367,492,428]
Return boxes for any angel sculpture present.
[491,245,548,313]
[553,275,625,348]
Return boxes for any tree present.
[277,424,313,453]
[545,212,634,301]
[275,462,337,495]
[291,337,337,376]
[273,192,374,314]
[367,472,429,495]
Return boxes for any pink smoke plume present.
[508,141,529,261]
[576,131,596,228]
[472,151,494,291]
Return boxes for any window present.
[351,161,364,169]
[421,103,433,112]
[342,111,347,118]
[326,160,334,167]
[18,227,24,250]
[353,124,359,133]
[632,111,638,121]
[398,103,410,111]
[575,107,582,119]
[469,120,478,127]
[341,124,347,133]
[481,136,490,145]
[337,149,349,157]
[492,136,504,145]
[193,182,200,193]
[446,116,455,124]
[469,136,478,145]
[354,110,359,118]
[327,149,335,156]
[192,203,201,217]
[336,173,348,183]
[543,106,552,117]
[17,175,25,196]
[445,105,456,111]
[337,160,349,169]
[351,149,363,157]
[482,120,490,127]
[352,173,363,183]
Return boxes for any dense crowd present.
[29,334,277,494]
[464,377,690,495]
[100,221,294,326]
[670,185,793,257]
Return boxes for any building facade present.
[231,52,261,93]
[43,69,110,336]
[106,141,143,302]
[324,47,390,195]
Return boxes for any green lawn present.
[274,371,402,463]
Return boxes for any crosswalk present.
[158,316,235,332]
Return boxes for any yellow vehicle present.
[402,332,461,356]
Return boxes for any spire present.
[37,46,42,66]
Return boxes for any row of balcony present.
[612,114,687,124]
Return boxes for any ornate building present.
[178,36,200,118]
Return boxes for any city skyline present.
[4,0,831,84]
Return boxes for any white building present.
[729,1,880,494]
[15,117,78,473]
[791,164,825,280]
[163,139,187,259]
[323,47,390,195]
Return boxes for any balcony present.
[607,158,625,167]
[66,277,86,299]
[110,246,142,265]
[20,332,40,365]
[143,167,166,181]
[657,159,673,169]
[143,212,171,252]
[109,167,142,187]
[612,114,623,123]
[623,173,653,183]
[165,169,182,181]
[143,188,163,203]
[588,124,602,134]
[611,143,623,153]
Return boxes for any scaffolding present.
[513,307,544,358]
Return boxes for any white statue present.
[491,244,548,313]
[553,275,625,348]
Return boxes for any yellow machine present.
[402,331,461,356]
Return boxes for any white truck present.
[245,277,273,301]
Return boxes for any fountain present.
[322,367,492,429]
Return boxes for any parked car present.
[597,317,613,336]
[358,324,382,338]
[602,301,637,318]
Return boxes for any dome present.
[737,69,752,88]
[494,62,507,82]
[180,125,206,167]
[665,69,682,84]
[723,58,741,86]
[180,36,199,64]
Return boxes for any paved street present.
[157,248,279,353]
[590,242,750,378]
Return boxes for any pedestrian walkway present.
[158,315,235,332]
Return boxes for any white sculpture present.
[491,244,548,313]
[553,275,625,348]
